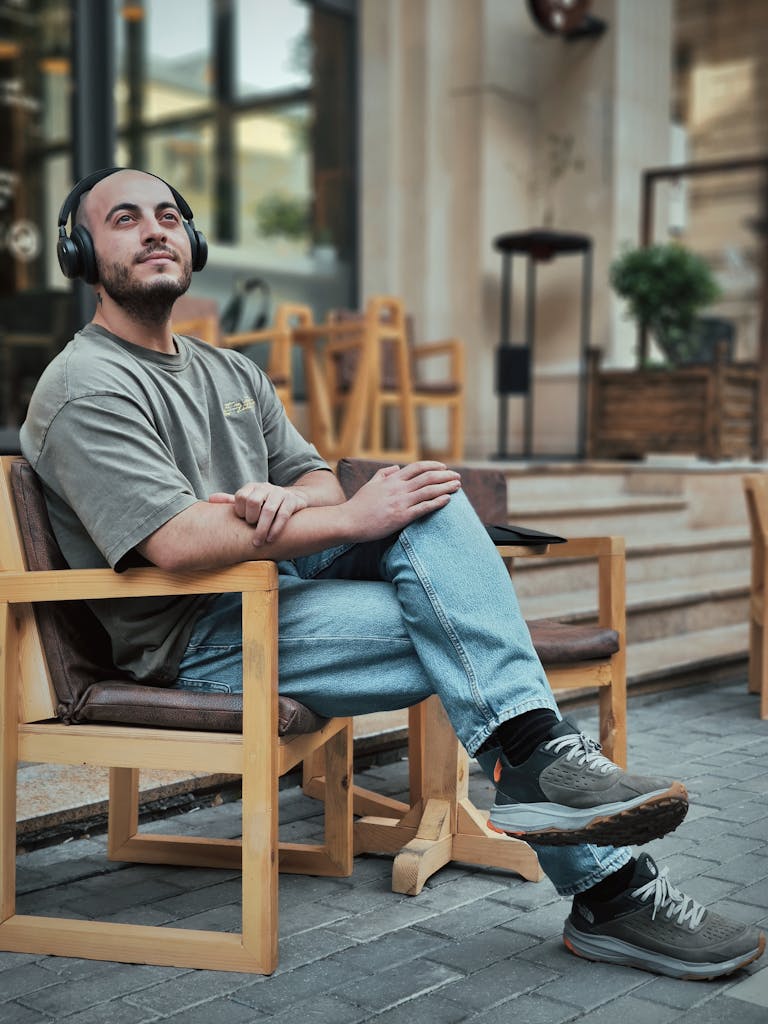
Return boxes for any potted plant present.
[254,192,310,244]
[610,242,721,366]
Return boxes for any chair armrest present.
[0,561,278,604]
[412,338,465,381]
[503,536,626,634]
[412,339,463,359]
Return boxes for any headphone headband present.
[57,167,196,230]
[56,166,207,282]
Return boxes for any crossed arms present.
[138,462,462,572]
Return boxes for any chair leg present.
[107,767,140,859]
[0,603,18,924]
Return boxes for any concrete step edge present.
[520,571,749,621]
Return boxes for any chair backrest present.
[0,456,324,736]
[4,458,132,723]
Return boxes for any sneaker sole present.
[563,919,766,980]
[487,784,688,846]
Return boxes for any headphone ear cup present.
[57,234,82,280]
[70,224,99,284]
[184,223,208,272]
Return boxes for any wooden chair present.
[315,459,626,896]
[288,306,374,465]
[743,473,768,718]
[0,456,353,974]
[328,297,466,463]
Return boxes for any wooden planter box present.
[587,349,763,461]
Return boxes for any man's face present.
[82,170,194,325]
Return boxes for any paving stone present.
[334,958,462,1011]
[732,878,768,909]
[251,993,368,1024]
[572,992,680,1024]
[230,955,370,1013]
[152,878,243,919]
[496,899,567,940]
[0,1001,52,1024]
[278,898,351,938]
[327,926,450,972]
[460,993,576,1024]
[371,992,470,1023]
[415,898,518,939]
[705,853,768,885]
[274,926,358,973]
[158,996,263,1023]
[631,974,713,1010]
[125,970,260,1015]
[0,953,39,971]
[671,995,768,1023]
[18,964,182,1017]
[52,998,162,1024]
[535,961,647,1010]
[57,874,186,918]
[325,899,447,941]
[0,963,61,1001]
[425,926,537,973]
[439,958,558,1011]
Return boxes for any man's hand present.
[209,482,310,546]
[344,461,461,540]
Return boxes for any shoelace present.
[632,867,706,930]
[544,732,618,775]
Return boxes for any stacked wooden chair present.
[743,473,768,718]
[0,456,353,974]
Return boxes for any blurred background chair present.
[743,473,768,718]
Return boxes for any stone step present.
[506,494,691,540]
[517,569,749,644]
[626,622,749,687]
[510,526,750,598]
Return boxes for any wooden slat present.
[0,564,277,603]
[0,916,269,973]
[18,724,244,774]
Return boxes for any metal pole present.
[577,244,593,459]
[523,256,536,459]
[496,251,512,458]
[71,0,115,328]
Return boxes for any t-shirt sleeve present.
[35,393,199,570]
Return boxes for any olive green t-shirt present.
[20,323,330,682]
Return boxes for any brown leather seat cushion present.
[527,618,619,664]
[10,460,325,735]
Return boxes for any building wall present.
[359,0,673,458]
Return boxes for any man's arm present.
[208,469,345,545]
[137,462,461,572]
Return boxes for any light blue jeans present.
[175,489,631,895]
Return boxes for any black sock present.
[580,858,637,904]
[476,708,559,765]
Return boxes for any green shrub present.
[610,243,720,365]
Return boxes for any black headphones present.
[219,276,272,334]
[56,167,208,284]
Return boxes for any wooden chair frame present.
[411,336,466,463]
[743,474,768,718]
[0,457,353,974]
[305,535,626,896]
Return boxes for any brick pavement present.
[2,678,768,1022]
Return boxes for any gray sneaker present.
[564,853,766,979]
[487,719,688,846]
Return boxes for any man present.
[21,169,764,979]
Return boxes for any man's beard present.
[97,255,193,327]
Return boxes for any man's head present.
[57,168,207,327]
